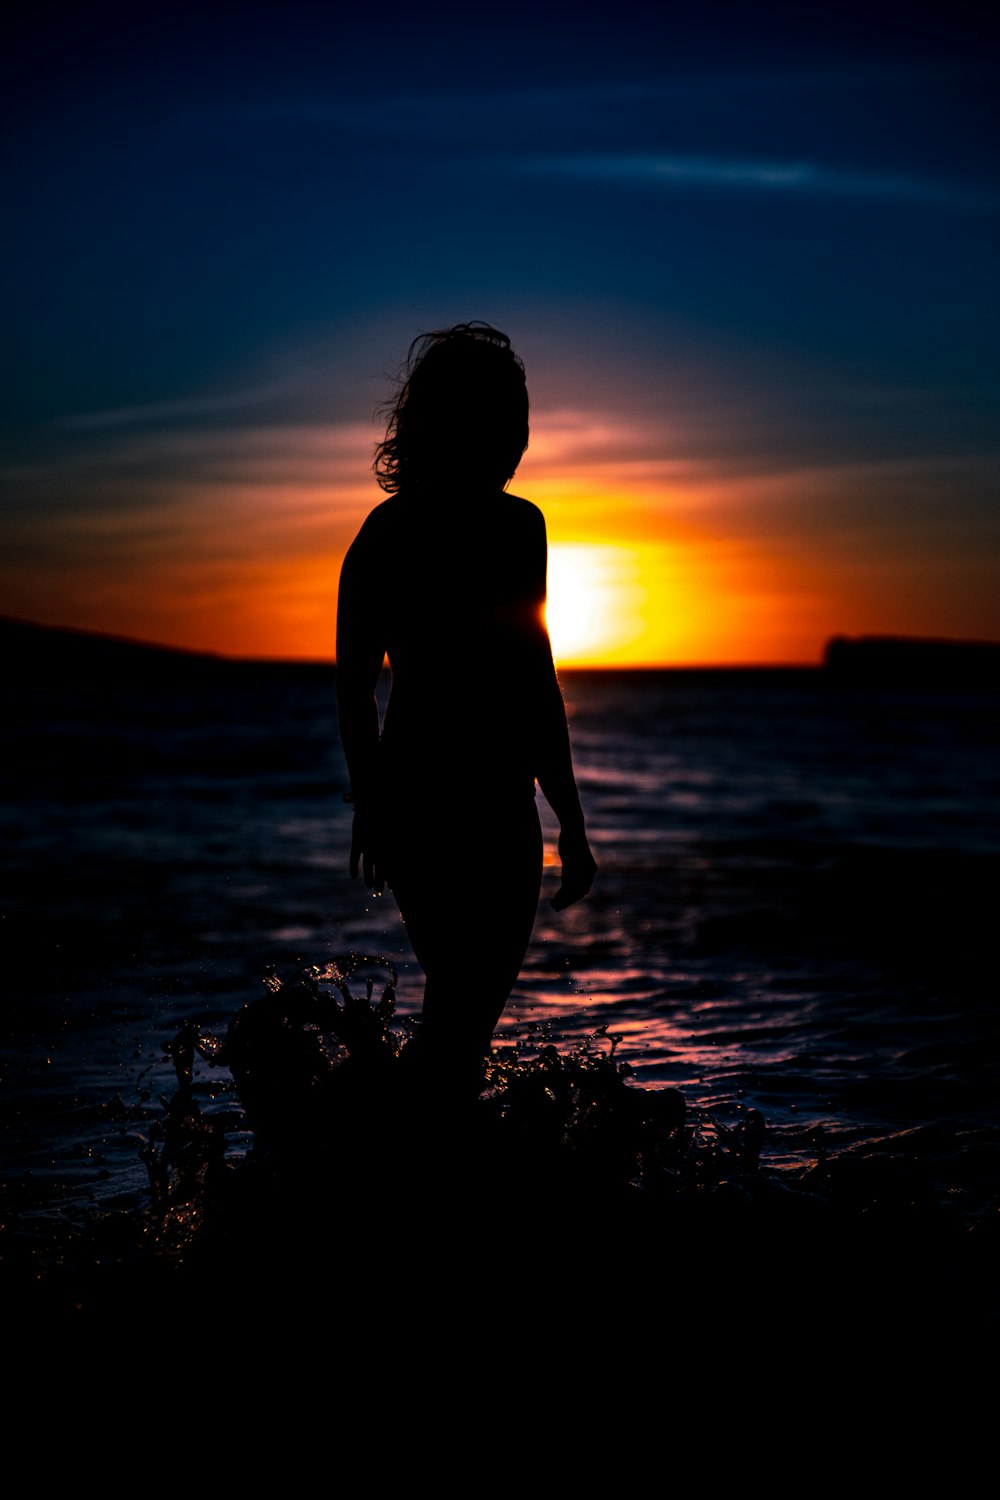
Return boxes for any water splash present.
[133,954,806,1278]
[11,956,995,1332]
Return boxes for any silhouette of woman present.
[336,323,596,1086]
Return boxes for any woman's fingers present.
[551,845,597,910]
[349,811,384,892]
[359,846,385,893]
[551,877,591,910]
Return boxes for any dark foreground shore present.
[5,960,996,1352]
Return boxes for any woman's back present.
[346,487,551,799]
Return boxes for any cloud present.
[174,62,983,147]
[54,383,297,432]
[172,85,995,217]
[516,153,991,210]
[1,420,377,519]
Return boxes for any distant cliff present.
[823,634,1000,689]
[1,616,334,693]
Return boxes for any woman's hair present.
[374,322,529,494]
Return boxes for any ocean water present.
[3,653,1000,1263]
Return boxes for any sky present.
[3,1,998,665]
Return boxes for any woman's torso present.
[365,489,547,802]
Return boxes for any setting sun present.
[545,543,646,666]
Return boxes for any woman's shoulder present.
[349,490,545,550]
[500,492,546,533]
[361,494,406,529]
[348,495,406,550]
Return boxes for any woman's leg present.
[387,798,543,1073]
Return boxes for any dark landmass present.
[0,615,339,800]
[1,615,335,694]
[824,633,1000,689]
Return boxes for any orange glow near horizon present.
[543,534,824,667]
[10,480,987,668]
[534,471,840,666]
[5,410,997,665]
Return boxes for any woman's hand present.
[551,825,597,911]
[350,808,385,895]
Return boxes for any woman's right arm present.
[336,523,387,891]
[534,662,598,911]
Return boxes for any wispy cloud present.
[174,83,993,212]
[517,153,991,209]
[0,421,377,532]
[175,62,985,146]
[54,384,294,432]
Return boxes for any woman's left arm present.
[336,523,387,891]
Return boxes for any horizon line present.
[1,612,829,669]
[7,613,1000,672]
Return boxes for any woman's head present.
[374,322,529,494]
